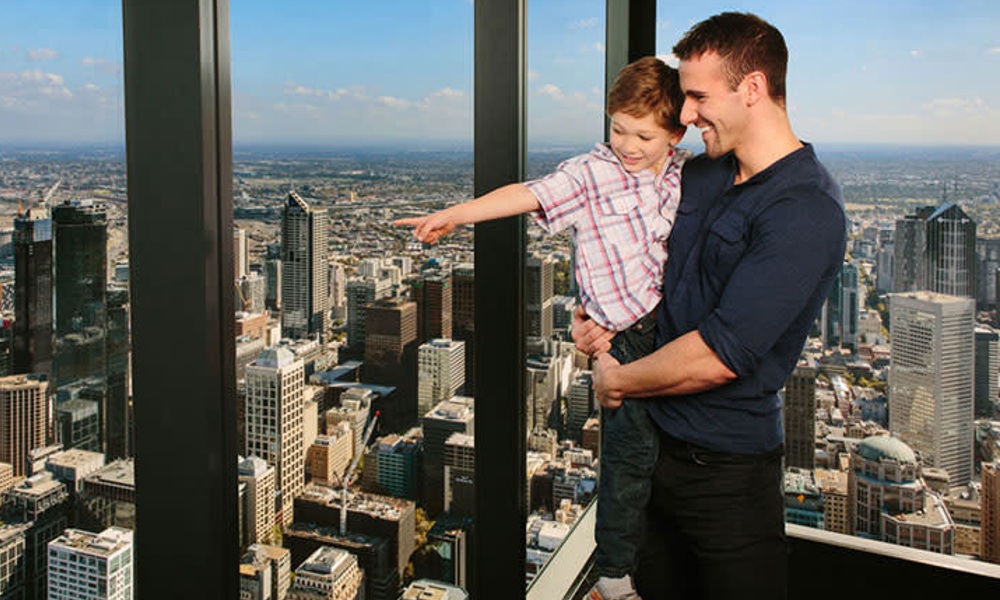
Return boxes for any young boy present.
[395,56,686,600]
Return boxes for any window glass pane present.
[658,0,1000,565]
[0,2,135,598]
[232,2,474,597]
[525,0,605,587]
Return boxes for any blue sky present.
[2,0,999,148]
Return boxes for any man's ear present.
[742,71,767,106]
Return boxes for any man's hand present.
[393,208,459,244]
[571,305,614,357]
[593,352,624,409]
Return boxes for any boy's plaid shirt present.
[526,143,685,332]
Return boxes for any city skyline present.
[0,0,998,147]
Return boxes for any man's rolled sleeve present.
[698,190,847,379]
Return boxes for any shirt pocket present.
[702,213,749,291]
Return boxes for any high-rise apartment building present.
[783,363,817,470]
[981,461,1000,564]
[444,432,474,516]
[422,397,474,516]
[47,527,133,600]
[3,471,69,599]
[287,546,364,600]
[363,429,421,501]
[526,254,554,339]
[0,374,48,477]
[280,192,328,341]
[245,347,305,526]
[451,264,475,396]
[53,200,108,452]
[239,455,277,546]
[364,298,417,365]
[12,206,53,376]
[345,277,391,354]
[889,291,975,485]
[975,326,999,418]
[417,339,465,418]
[410,272,452,344]
[235,226,249,280]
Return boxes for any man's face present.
[678,52,747,159]
[608,111,682,175]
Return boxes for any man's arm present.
[593,330,736,408]
[394,183,540,244]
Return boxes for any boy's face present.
[609,111,683,175]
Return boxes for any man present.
[573,12,847,600]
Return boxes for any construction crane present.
[42,180,61,206]
[339,409,380,536]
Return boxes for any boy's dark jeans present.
[595,310,659,578]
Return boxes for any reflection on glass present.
[0,2,133,598]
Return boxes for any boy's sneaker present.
[586,575,641,600]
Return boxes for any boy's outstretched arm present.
[393,183,540,244]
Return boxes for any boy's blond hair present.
[606,56,685,136]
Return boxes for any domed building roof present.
[857,435,918,465]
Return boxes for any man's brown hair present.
[606,56,685,135]
[673,12,788,105]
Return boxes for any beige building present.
[287,546,363,600]
[307,421,352,485]
[239,456,276,545]
[242,544,291,600]
[0,374,48,477]
[815,468,849,535]
[0,462,13,493]
[245,347,305,527]
[981,462,1000,563]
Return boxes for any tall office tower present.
[822,262,860,351]
[982,461,1000,564]
[926,202,976,299]
[287,546,364,600]
[52,200,108,388]
[526,253,554,339]
[12,206,53,376]
[280,191,329,341]
[0,374,48,477]
[409,273,452,344]
[363,429,421,501]
[326,388,373,459]
[241,544,291,600]
[0,321,11,378]
[875,242,894,294]
[422,397,474,516]
[783,363,817,470]
[417,339,465,418]
[0,524,28,599]
[976,237,1000,308]
[0,462,12,493]
[552,295,577,338]
[265,257,282,312]
[443,432,475,516]
[345,277,391,354]
[47,527,133,600]
[451,264,475,396]
[364,298,417,365]
[328,262,346,322]
[526,354,559,433]
[235,226,249,280]
[3,472,69,599]
[245,347,305,527]
[238,272,267,314]
[893,207,932,293]
[976,326,1000,418]
[565,372,593,443]
[105,287,129,460]
[307,421,353,485]
[239,455,277,546]
[889,291,975,485]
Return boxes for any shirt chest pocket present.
[702,213,749,290]
[590,191,644,245]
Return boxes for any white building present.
[889,291,975,485]
[245,347,305,526]
[239,455,276,545]
[287,546,363,600]
[417,339,466,417]
[47,527,133,600]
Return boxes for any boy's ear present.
[668,128,686,146]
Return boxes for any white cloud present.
[988,47,1000,55]
[429,87,464,99]
[910,50,922,58]
[593,43,604,53]
[528,70,540,81]
[378,96,411,108]
[922,96,986,115]
[537,84,565,101]
[83,83,100,93]
[570,17,598,29]
[28,48,58,62]
[81,57,121,75]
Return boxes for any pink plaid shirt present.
[526,143,685,332]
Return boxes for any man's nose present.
[680,99,697,126]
